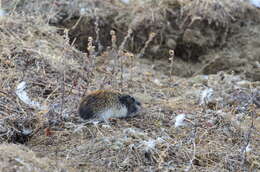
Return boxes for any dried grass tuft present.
[0,143,69,172]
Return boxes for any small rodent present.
[78,90,141,121]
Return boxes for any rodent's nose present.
[136,101,141,106]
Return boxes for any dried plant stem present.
[71,15,83,30]
[119,50,124,92]
[137,32,156,58]
[119,28,133,51]
[110,30,119,89]
[59,29,70,117]
[60,70,65,117]
[192,55,220,76]
[87,37,96,70]
[169,49,175,80]
[94,8,102,53]
[129,53,134,83]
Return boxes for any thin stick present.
[169,49,175,80]
[137,32,156,59]
[60,70,65,117]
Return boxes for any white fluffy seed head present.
[175,114,186,128]
[245,144,252,153]
[15,81,48,110]
[199,88,213,105]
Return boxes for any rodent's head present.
[119,95,141,116]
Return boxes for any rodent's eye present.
[126,96,134,103]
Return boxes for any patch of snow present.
[15,81,48,110]
[175,114,186,128]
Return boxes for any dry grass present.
[0,1,259,172]
[0,143,71,172]
[0,13,91,143]
[178,0,248,27]
[40,0,260,78]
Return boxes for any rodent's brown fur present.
[79,90,122,115]
[78,90,141,120]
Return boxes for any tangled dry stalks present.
[0,1,259,171]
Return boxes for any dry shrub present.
[178,0,248,27]
[36,0,260,79]
[0,143,69,172]
[0,13,92,144]
[0,1,259,172]
[3,0,257,55]
[0,14,86,72]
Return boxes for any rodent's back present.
[78,90,121,120]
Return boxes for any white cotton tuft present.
[80,8,87,15]
[92,121,100,125]
[73,124,85,133]
[175,114,186,128]
[15,81,48,110]
[102,124,111,129]
[245,144,252,153]
[153,78,162,86]
[139,138,165,152]
[199,88,213,105]
[140,139,156,151]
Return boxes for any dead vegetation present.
[3,0,260,79]
[0,144,70,172]
[0,0,259,171]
